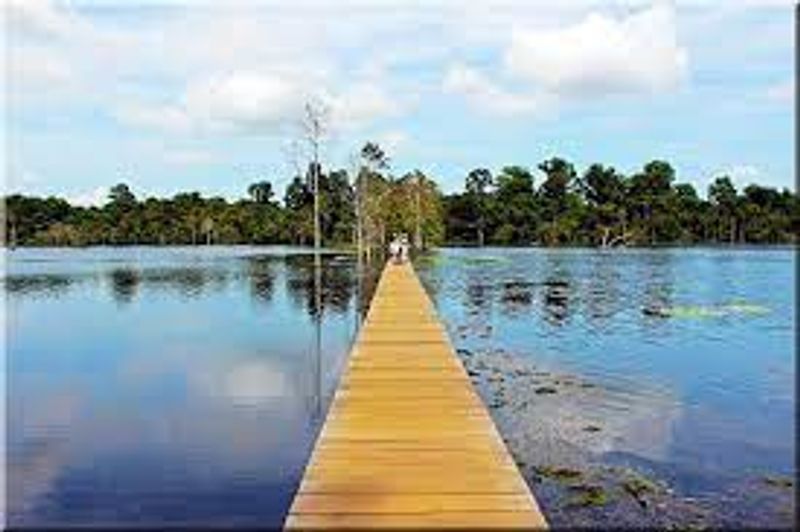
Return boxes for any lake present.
[4,246,795,528]
[4,246,379,528]
[416,247,795,528]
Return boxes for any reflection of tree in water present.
[285,255,353,318]
[243,256,276,305]
[3,274,76,299]
[465,272,494,313]
[639,252,675,327]
[141,267,228,298]
[540,254,573,326]
[108,268,140,305]
[500,280,534,314]
[285,254,381,319]
[585,252,622,325]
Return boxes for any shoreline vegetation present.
[4,144,798,249]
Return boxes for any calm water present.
[4,246,379,528]
[416,247,795,528]
[4,246,795,528]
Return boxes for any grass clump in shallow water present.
[534,465,583,483]
[566,484,608,508]
[762,475,793,489]
[622,474,659,508]
[458,256,508,265]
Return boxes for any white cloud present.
[116,72,404,136]
[330,82,404,131]
[505,2,688,96]
[183,72,305,133]
[6,0,83,40]
[443,64,549,115]
[114,72,306,135]
[766,79,793,104]
[68,186,108,207]
[8,45,74,88]
[375,130,410,155]
[114,103,193,133]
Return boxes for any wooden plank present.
[284,261,547,530]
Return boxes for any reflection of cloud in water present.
[7,390,83,521]
[222,361,289,407]
[463,350,682,468]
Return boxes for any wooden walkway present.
[285,261,547,529]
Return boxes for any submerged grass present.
[566,485,608,508]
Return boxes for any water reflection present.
[417,247,795,529]
[141,267,230,298]
[3,274,77,298]
[285,255,358,318]
[585,253,623,326]
[109,268,140,305]
[639,251,676,320]
[500,280,534,311]
[244,257,276,305]
[5,247,381,528]
[540,253,574,325]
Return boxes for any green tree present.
[465,168,493,246]
[248,181,274,204]
[708,176,738,243]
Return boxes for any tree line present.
[3,146,798,249]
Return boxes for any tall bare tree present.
[301,100,330,253]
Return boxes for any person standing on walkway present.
[389,234,400,264]
[399,234,409,263]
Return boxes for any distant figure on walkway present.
[389,234,401,264]
[399,234,409,263]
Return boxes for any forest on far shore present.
[4,143,798,249]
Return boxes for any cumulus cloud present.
[183,72,305,133]
[443,64,548,115]
[442,2,688,116]
[505,2,688,95]
[116,72,403,136]
[67,186,108,207]
[330,82,404,131]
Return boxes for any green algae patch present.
[622,474,659,507]
[722,301,770,315]
[566,485,608,508]
[664,306,726,318]
[762,475,794,489]
[644,301,770,320]
[534,465,584,483]
[458,256,509,265]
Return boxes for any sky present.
[3,0,795,205]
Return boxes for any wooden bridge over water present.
[285,261,547,529]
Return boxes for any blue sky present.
[4,0,795,205]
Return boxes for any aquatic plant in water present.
[643,301,770,319]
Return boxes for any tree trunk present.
[600,226,610,248]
